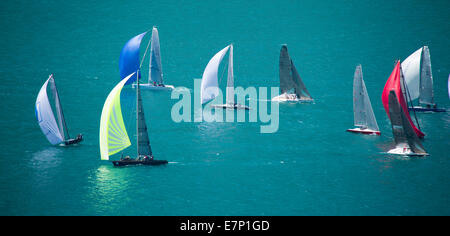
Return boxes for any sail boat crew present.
[118,27,174,90]
[100,72,168,167]
[401,46,445,112]
[386,91,428,156]
[382,60,425,138]
[200,44,250,110]
[35,74,83,146]
[346,65,380,135]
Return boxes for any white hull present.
[346,127,380,135]
[132,83,174,91]
[271,93,313,102]
[211,103,250,110]
[387,144,429,156]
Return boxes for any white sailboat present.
[100,72,168,166]
[386,91,428,156]
[272,45,312,102]
[401,46,444,112]
[119,27,174,91]
[200,44,249,110]
[346,65,380,135]
[35,74,83,146]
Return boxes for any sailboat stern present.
[63,134,83,146]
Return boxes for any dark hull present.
[408,106,446,113]
[112,159,168,167]
[64,134,83,146]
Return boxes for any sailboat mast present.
[136,70,140,158]
[147,28,153,84]
[135,32,150,157]
[226,44,234,104]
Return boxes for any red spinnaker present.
[382,61,425,138]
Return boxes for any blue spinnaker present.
[119,32,146,85]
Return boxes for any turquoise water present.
[1,0,449,215]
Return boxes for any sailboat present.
[401,46,445,112]
[346,65,380,135]
[382,61,425,138]
[272,45,312,102]
[386,91,428,156]
[119,27,174,90]
[100,72,168,166]
[200,44,249,110]
[35,74,83,146]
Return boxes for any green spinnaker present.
[99,72,135,160]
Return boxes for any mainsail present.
[401,46,435,106]
[149,27,163,85]
[419,46,434,105]
[48,75,69,140]
[279,45,311,99]
[35,75,65,145]
[279,45,292,94]
[226,44,234,105]
[382,61,425,138]
[136,77,152,157]
[99,73,135,160]
[200,45,230,104]
[119,32,147,85]
[352,65,379,131]
[388,91,427,154]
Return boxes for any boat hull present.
[346,128,380,135]
[211,104,250,110]
[112,159,168,167]
[271,93,313,102]
[132,83,174,91]
[62,134,83,146]
[408,106,446,113]
[387,146,429,156]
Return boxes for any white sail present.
[353,65,379,131]
[226,44,234,105]
[200,45,230,104]
[148,27,163,84]
[419,46,434,105]
[49,76,69,140]
[401,47,423,101]
[35,77,64,145]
